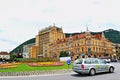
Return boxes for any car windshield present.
[74,59,83,64]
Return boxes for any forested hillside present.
[104,29,120,43]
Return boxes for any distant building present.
[0,51,10,59]
[113,43,120,59]
[115,44,120,53]
[23,43,36,58]
[35,25,114,59]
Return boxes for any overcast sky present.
[0,0,120,52]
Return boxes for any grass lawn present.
[0,62,72,72]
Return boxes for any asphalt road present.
[0,62,120,80]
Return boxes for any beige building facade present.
[35,26,114,59]
[35,25,65,58]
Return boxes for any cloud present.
[0,38,18,45]
[0,29,4,33]
[0,38,18,51]
[0,0,120,51]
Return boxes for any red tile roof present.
[0,52,9,55]
[56,33,102,44]
[94,34,101,39]
[72,34,85,40]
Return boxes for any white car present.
[72,58,115,76]
[99,57,111,63]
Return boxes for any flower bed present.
[0,63,18,69]
[28,62,64,67]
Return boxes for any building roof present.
[93,34,102,39]
[56,33,102,44]
[0,52,9,55]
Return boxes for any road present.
[0,63,120,80]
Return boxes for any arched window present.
[87,40,91,45]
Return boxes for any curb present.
[0,69,72,76]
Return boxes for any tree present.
[59,51,68,57]
[10,53,17,61]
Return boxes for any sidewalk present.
[0,69,72,76]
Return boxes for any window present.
[84,59,91,64]
[74,59,83,64]
[87,40,90,44]
[82,47,84,52]
[99,59,106,64]
[91,59,99,64]
[88,48,91,52]
[81,41,83,45]
[74,43,76,47]
[76,36,78,39]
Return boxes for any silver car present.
[72,58,115,76]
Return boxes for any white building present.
[0,52,10,59]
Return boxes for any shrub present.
[19,57,59,62]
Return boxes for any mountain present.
[104,29,120,44]
[9,38,35,55]
[9,29,120,55]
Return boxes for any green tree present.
[59,51,68,57]
[10,54,17,61]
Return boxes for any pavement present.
[0,69,73,76]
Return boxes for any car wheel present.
[109,67,114,73]
[89,69,95,76]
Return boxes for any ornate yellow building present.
[35,25,65,58]
[35,25,114,59]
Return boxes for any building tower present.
[35,24,65,58]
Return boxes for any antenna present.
[53,23,55,26]
[86,24,90,32]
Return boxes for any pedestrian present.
[67,59,71,68]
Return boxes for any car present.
[98,57,111,63]
[111,59,118,62]
[72,58,115,76]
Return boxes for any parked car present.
[72,58,115,76]
[111,59,118,62]
[98,57,111,63]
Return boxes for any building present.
[49,28,114,59]
[36,24,65,58]
[0,51,10,59]
[35,25,114,59]
[113,44,120,59]
[115,44,120,53]
[28,46,38,58]
[23,43,36,58]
